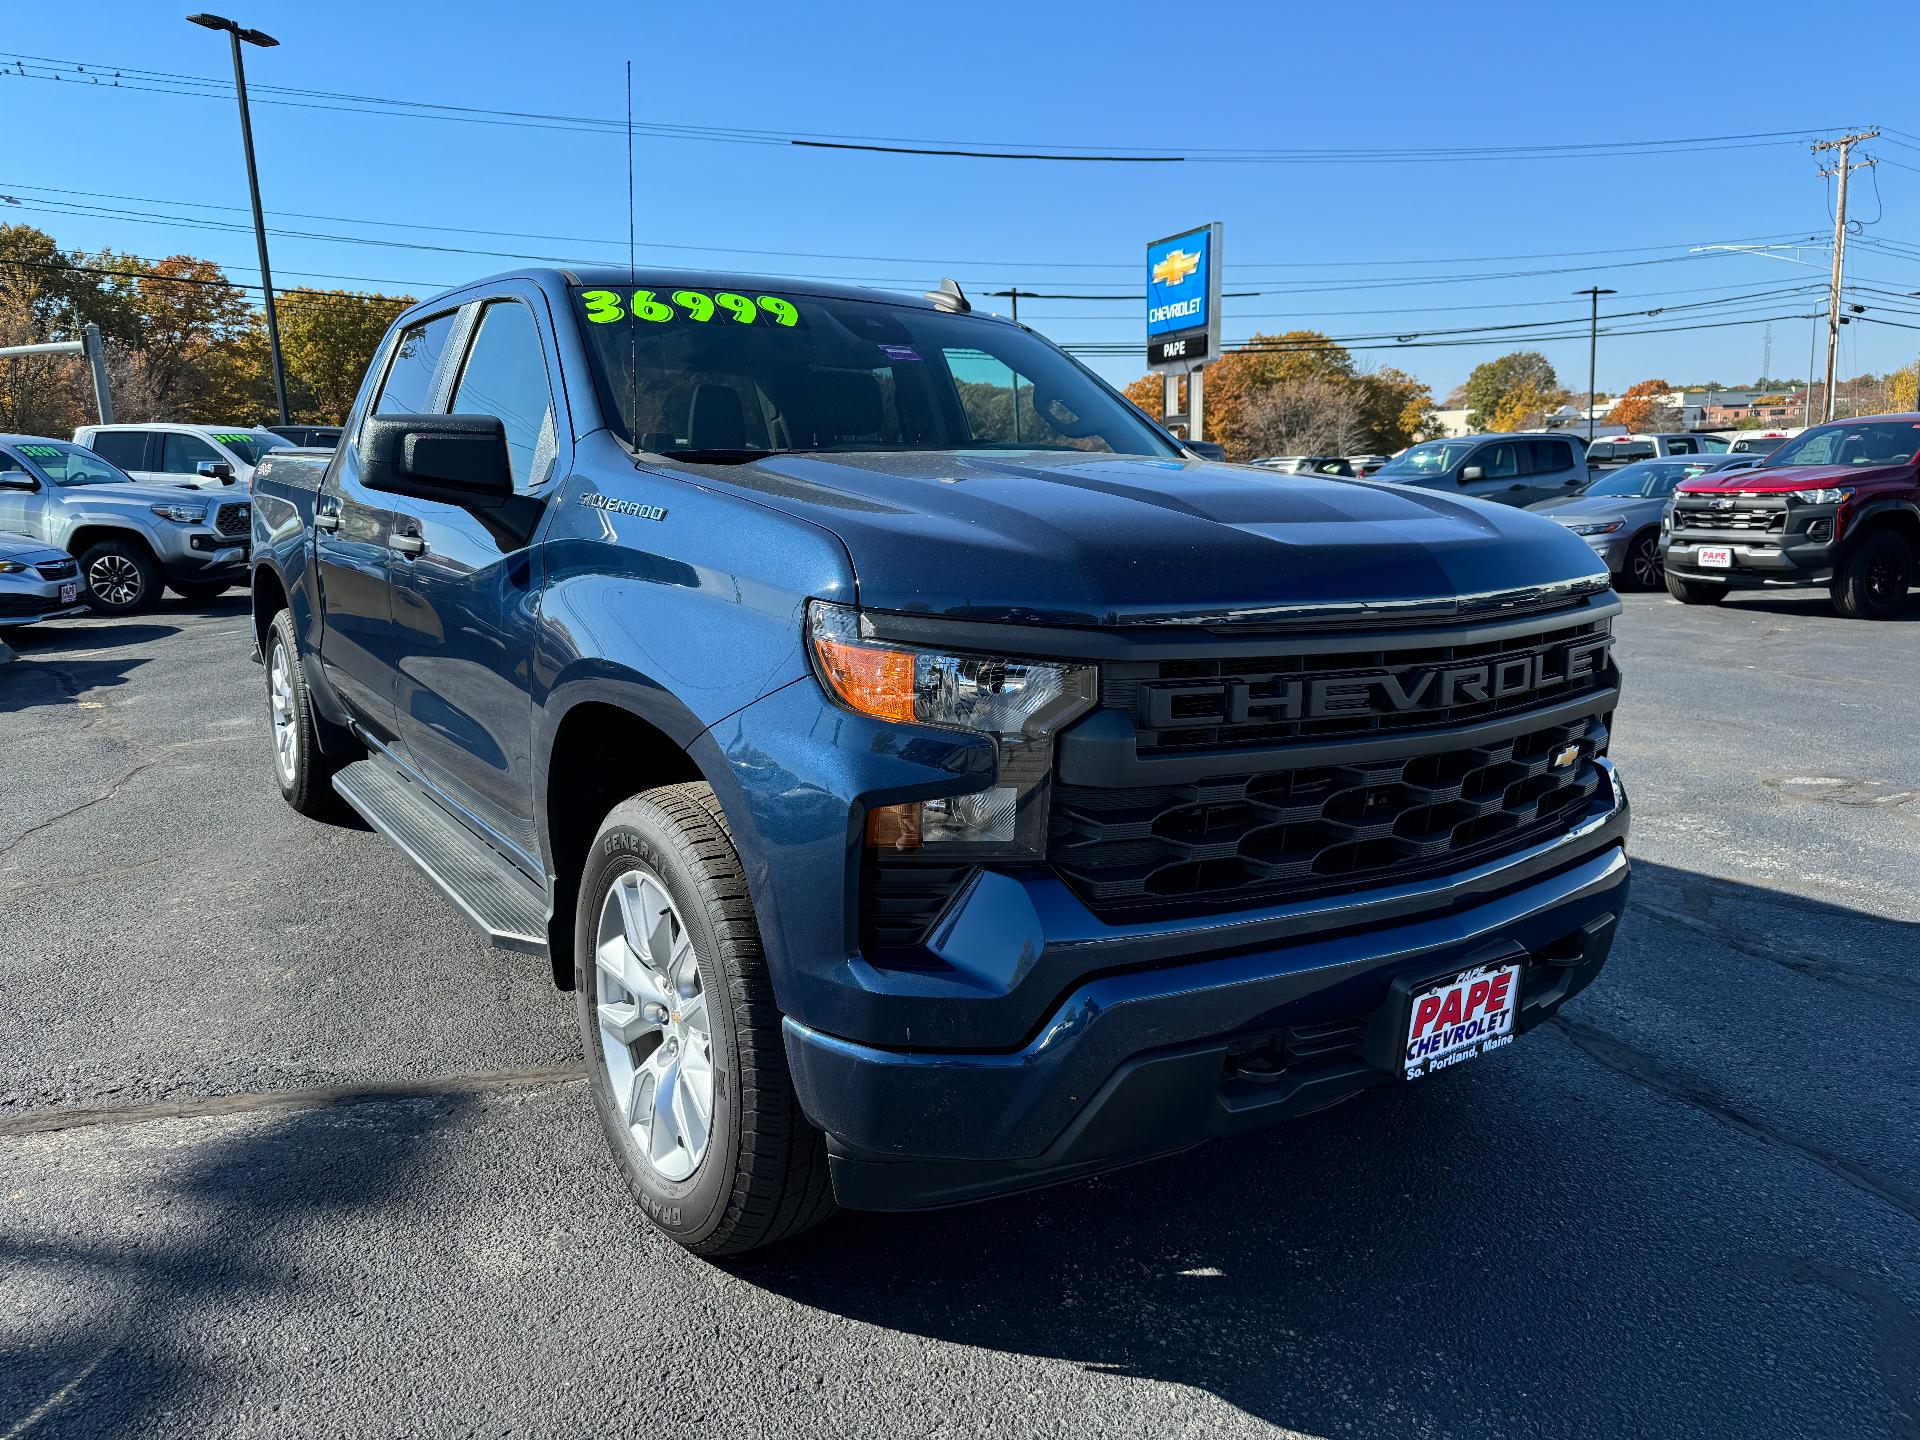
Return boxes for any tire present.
[171,581,231,603]
[1621,531,1664,592]
[1829,529,1914,620]
[576,783,835,1257]
[1665,572,1727,605]
[265,609,345,818]
[80,538,161,614]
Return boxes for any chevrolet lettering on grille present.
[1142,634,1613,728]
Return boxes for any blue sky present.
[8,0,1920,400]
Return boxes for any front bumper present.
[159,532,250,584]
[1660,501,1840,589]
[788,778,1629,1211]
[0,577,88,627]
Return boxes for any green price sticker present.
[580,289,800,327]
[213,433,252,444]
[19,444,62,457]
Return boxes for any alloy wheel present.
[1629,537,1662,590]
[269,639,298,785]
[594,867,715,1183]
[88,554,143,607]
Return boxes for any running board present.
[332,759,550,957]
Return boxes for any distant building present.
[1431,407,1474,438]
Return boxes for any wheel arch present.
[250,562,289,655]
[65,523,158,568]
[1846,499,1920,560]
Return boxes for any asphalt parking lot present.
[2,589,1916,1440]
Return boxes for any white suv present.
[71,423,294,490]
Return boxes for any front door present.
[386,292,561,862]
[314,308,459,735]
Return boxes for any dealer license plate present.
[1403,962,1520,1080]
[1698,547,1732,569]
[60,582,77,605]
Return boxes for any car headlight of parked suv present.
[1785,487,1852,505]
[806,599,1096,858]
[150,502,209,524]
[0,559,30,574]
[1563,520,1624,536]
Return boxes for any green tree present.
[1463,351,1558,430]
[279,289,413,423]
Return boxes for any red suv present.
[1661,415,1920,618]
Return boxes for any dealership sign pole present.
[1146,222,1223,442]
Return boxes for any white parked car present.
[1586,432,1728,467]
[71,423,294,490]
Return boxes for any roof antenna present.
[925,277,972,314]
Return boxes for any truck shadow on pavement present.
[0,1093,471,1440]
[745,860,1920,1437]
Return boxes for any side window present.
[161,432,222,475]
[88,431,149,470]
[0,450,27,475]
[374,311,459,417]
[1667,436,1697,455]
[1475,443,1520,479]
[941,347,1107,452]
[449,301,557,489]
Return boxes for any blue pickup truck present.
[250,268,1631,1255]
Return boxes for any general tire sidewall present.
[267,614,308,804]
[575,815,739,1248]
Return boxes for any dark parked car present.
[250,266,1630,1255]
[267,425,344,449]
[1528,454,1748,590]
[1372,432,1589,506]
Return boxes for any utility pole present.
[189,13,290,426]
[1573,287,1615,443]
[1811,129,1877,423]
[986,288,1041,324]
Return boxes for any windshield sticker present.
[18,444,62,457]
[213,433,253,444]
[579,289,801,327]
[880,344,920,362]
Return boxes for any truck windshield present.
[1763,419,1920,468]
[1373,440,1477,480]
[570,286,1178,460]
[15,441,136,487]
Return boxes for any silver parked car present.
[0,535,86,629]
[0,435,251,614]
[1526,454,1749,590]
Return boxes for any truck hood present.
[660,449,1612,626]
[1676,461,1908,495]
[0,537,70,566]
[61,481,239,509]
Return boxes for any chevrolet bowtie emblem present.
[1152,248,1201,287]
[1550,743,1581,769]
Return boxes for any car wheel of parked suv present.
[1829,529,1914,620]
[1664,573,1727,605]
[1624,532,1663,591]
[266,609,345,817]
[576,783,835,1256]
[80,539,159,614]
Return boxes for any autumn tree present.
[1610,378,1677,432]
[1490,378,1568,433]
[1463,351,1558,430]
[280,289,413,423]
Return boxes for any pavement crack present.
[1553,1017,1920,1227]
[0,760,160,864]
[0,1066,587,1139]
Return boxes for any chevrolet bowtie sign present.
[1147,222,1222,373]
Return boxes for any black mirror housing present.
[197,460,236,483]
[0,472,39,491]
[359,414,512,509]
[1183,440,1227,462]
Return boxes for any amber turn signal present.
[866,802,922,849]
[810,629,916,724]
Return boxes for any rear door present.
[314,307,460,735]
[385,288,563,860]
[1525,437,1587,503]
[85,429,158,484]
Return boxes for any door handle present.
[314,510,340,532]
[391,529,426,557]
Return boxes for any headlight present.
[1563,520,1623,536]
[806,599,1096,857]
[1786,487,1852,505]
[0,560,27,574]
[150,502,208,524]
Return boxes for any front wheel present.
[1830,530,1914,619]
[1622,532,1663,591]
[577,783,834,1256]
[266,609,345,818]
[1665,572,1727,605]
[80,539,160,614]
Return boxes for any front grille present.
[1104,618,1611,754]
[33,559,77,580]
[1671,497,1785,533]
[215,502,251,538]
[1049,713,1607,918]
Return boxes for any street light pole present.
[1574,287,1615,444]
[188,13,289,426]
